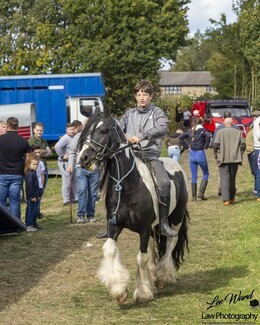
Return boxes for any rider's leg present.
[150,159,177,237]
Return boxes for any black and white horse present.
[77,108,189,304]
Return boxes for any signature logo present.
[206,290,255,310]
[250,299,259,308]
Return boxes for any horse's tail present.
[155,207,190,270]
[172,207,190,270]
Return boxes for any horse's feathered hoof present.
[156,280,167,289]
[117,289,128,304]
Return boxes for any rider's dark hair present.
[134,80,153,95]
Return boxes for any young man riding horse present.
[119,80,177,237]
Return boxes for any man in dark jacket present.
[0,117,31,218]
[213,117,246,206]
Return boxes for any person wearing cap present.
[245,110,260,194]
[213,117,246,206]
[191,110,200,128]
[253,110,260,202]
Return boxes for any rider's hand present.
[127,136,141,144]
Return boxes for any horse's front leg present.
[97,238,129,304]
[134,232,155,303]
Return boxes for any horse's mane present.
[77,111,102,151]
[78,109,127,193]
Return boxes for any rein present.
[108,147,136,224]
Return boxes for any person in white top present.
[30,144,45,227]
[183,109,192,130]
[253,111,260,201]
[55,123,77,206]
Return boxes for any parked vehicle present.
[0,102,36,139]
[192,100,253,137]
[0,73,105,145]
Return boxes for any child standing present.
[24,154,41,232]
[30,145,45,225]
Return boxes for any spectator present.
[213,111,238,195]
[253,111,260,202]
[0,120,7,135]
[30,144,45,227]
[24,153,41,232]
[0,117,31,219]
[28,122,52,218]
[55,123,78,206]
[165,129,184,162]
[212,111,238,142]
[179,117,211,201]
[213,117,246,206]
[245,111,260,194]
[28,122,52,190]
[72,120,83,134]
[67,131,100,224]
[165,105,171,118]
[183,109,192,130]
[175,104,183,129]
[190,109,200,128]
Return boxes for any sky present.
[188,0,237,35]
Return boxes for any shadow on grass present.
[0,214,101,313]
[119,265,249,310]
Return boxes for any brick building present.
[159,71,217,98]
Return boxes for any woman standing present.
[179,118,211,201]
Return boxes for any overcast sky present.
[188,0,237,35]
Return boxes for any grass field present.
[0,149,259,325]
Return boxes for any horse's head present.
[77,110,125,171]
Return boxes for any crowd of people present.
[0,117,101,234]
[166,105,260,205]
[0,81,259,237]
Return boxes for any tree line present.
[0,0,259,113]
[0,0,190,115]
[172,0,259,110]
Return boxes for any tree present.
[170,31,212,71]
[0,0,190,114]
[237,1,260,107]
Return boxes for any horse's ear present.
[94,101,101,115]
[103,104,111,117]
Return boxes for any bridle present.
[82,118,132,162]
[82,117,137,224]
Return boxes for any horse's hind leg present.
[97,238,129,304]
[134,235,155,303]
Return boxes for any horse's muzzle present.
[80,154,90,169]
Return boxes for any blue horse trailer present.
[0,73,105,143]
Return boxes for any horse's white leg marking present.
[156,223,182,287]
[97,238,129,302]
[147,236,157,284]
[134,250,155,303]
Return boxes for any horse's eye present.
[100,128,107,134]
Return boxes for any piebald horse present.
[77,108,189,304]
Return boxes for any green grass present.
[0,149,259,325]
